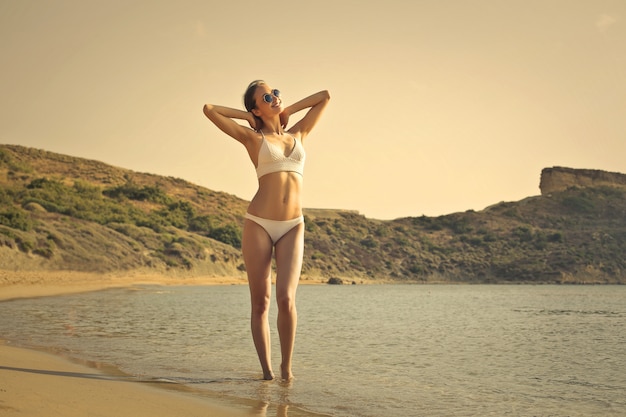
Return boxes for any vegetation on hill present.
[303,187,625,283]
[0,145,246,277]
[1,144,624,283]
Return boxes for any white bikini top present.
[255,131,305,179]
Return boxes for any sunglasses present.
[262,89,281,103]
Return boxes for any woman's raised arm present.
[203,104,258,145]
[282,90,330,141]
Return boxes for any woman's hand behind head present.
[248,111,261,131]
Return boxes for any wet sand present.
[0,342,247,417]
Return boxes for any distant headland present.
[540,166,626,195]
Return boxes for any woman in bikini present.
[203,81,330,380]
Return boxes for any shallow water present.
[1,284,625,416]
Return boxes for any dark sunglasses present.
[262,89,280,103]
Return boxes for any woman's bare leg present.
[242,220,274,380]
[274,223,304,380]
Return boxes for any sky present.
[1,0,624,220]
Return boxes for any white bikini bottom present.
[244,213,304,244]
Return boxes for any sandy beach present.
[0,271,252,417]
[0,342,249,417]
[0,269,248,302]
[0,269,351,302]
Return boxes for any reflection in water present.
[248,402,289,417]
[250,379,292,417]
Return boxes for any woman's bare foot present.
[280,364,294,381]
[262,370,275,380]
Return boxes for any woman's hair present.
[244,80,265,130]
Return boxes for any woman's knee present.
[276,292,296,313]
[251,293,271,317]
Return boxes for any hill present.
[1,144,624,284]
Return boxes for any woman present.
[203,81,330,380]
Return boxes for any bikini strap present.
[289,134,297,151]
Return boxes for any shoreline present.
[0,270,250,302]
[0,341,249,417]
[0,269,393,302]
[2,269,618,303]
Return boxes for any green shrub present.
[188,214,243,248]
[482,233,497,242]
[0,208,32,231]
[407,264,424,274]
[16,236,35,252]
[155,200,196,229]
[73,180,102,199]
[207,223,242,248]
[547,232,563,243]
[311,251,324,260]
[460,235,483,247]
[304,215,318,232]
[0,227,18,239]
[449,219,472,234]
[513,226,533,242]
[0,149,9,165]
[360,236,378,248]
[561,194,595,213]
[103,182,171,204]
[33,238,56,258]
[188,215,214,233]
[0,149,32,173]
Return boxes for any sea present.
[1,284,625,417]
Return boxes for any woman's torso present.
[246,132,304,220]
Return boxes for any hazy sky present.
[1,1,624,219]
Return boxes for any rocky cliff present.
[540,166,626,195]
